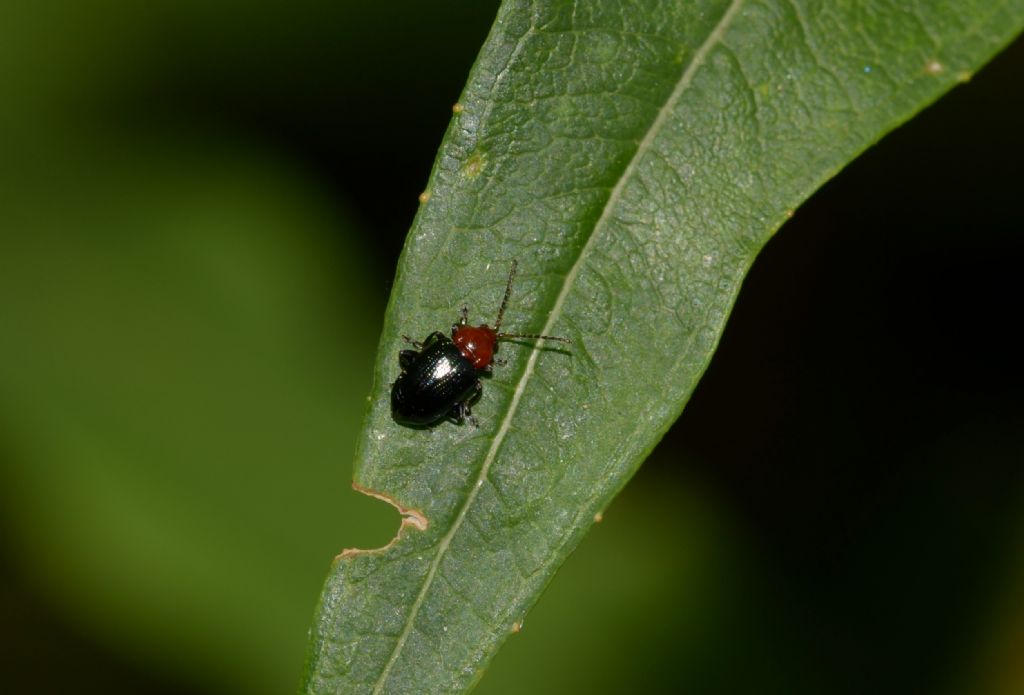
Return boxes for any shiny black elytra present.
[390,260,570,427]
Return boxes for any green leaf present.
[302,1,1024,692]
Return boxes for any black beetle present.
[390,260,570,426]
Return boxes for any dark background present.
[2,2,1021,693]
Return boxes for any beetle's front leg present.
[405,331,446,349]
[452,306,470,336]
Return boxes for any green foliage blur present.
[1,2,1022,694]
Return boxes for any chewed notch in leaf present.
[335,482,428,560]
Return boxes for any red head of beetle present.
[449,260,570,371]
[452,324,498,369]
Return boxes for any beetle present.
[390,260,570,426]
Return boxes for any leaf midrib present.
[370,1,746,690]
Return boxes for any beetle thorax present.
[452,324,498,369]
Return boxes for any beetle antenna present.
[493,259,518,333]
[497,332,572,344]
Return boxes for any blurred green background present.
[1,2,1022,694]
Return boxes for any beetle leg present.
[399,349,418,369]
[460,305,469,325]
[451,382,483,427]
[449,401,466,424]
[422,331,446,348]
[480,357,504,375]
[456,402,478,428]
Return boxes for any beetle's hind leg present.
[450,381,482,427]
[399,349,418,369]
[451,401,479,428]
